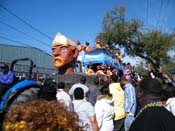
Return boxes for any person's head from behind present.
[80,76,86,84]
[74,87,84,100]
[119,76,128,87]
[111,74,119,82]
[51,33,79,74]
[100,84,111,97]
[136,78,163,106]
[57,81,65,89]
[3,100,83,131]
[162,83,175,100]
[85,41,89,46]
[38,78,57,101]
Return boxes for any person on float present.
[86,62,95,75]
[84,41,91,52]
[95,38,102,49]
[106,65,112,79]
[96,65,106,76]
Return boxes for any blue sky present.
[0,0,174,65]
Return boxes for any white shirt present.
[68,83,89,99]
[56,89,73,111]
[73,99,95,131]
[165,97,175,116]
[95,96,114,131]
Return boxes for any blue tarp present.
[81,48,116,68]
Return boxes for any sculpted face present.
[52,45,78,68]
[51,33,79,74]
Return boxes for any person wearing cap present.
[0,63,15,100]
[52,33,79,74]
[0,64,14,85]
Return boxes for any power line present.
[0,4,52,40]
[0,35,33,47]
[167,26,175,46]
[0,20,50,47]
[148,0,163,43]
[146,0,149,26]
[159,0,170,30]
[157,0,164,27]
[0,35,52,54]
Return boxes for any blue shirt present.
[124,83,136,115]
[0,70,14,85]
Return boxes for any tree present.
[97,5,175,69]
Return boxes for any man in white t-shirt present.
[72,87,98,131]
[69,76,89,100]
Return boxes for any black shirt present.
[129,106,175,131]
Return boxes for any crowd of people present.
[0,32,175,131]
[1,70,175,131]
